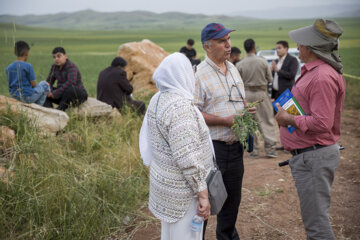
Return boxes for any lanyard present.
[205,60,245,113]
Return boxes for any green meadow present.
[0,18,360,239]
[1,18,360,102]
[1,18,360,100]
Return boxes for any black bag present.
[206,165,228,215]
[247,134,254,153]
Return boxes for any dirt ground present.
[131,109,360,240]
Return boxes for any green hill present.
[0,9,251,30]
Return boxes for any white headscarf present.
[139,53,214,166]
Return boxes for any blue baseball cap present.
[201,23,235,43]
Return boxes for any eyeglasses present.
[228,84,244,102]
[227,70,245,103]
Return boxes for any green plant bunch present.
[231,100,262,150]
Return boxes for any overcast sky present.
[0,0,358,16]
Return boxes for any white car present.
[288,48,300,58]
[256,50,278,67]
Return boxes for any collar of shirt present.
[300,59,325,78]
[278,54,287,64]
[204,56,242,86]
[205,56,233,75]
[55,59,70,72]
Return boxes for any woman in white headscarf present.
[139,53,213,239]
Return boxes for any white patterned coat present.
[147,92,213,223]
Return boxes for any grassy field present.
[1,18,360,100]
[0,108,150,239]
[0,18,360,239]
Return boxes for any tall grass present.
[0,108,150,239]
[344,76,360,109]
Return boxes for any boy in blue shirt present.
[6,41,50,106]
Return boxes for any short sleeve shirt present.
[180,47,197,60]
[6,61,35,97]
[194,57,245,142]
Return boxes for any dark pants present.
[190,58,201,66]
[203,141,244,240]
[272,89,280,116]
[128,99,146,115]
[271,89,280,101]
[44,87,88,111]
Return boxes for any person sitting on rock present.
[6,40,50,106]
[44,47,88,111]
[97,57,145,115]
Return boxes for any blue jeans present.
[22,81,50,106]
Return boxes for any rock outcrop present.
[0,126,16,162]
[0,166,15,184]
[108,108,122,121]
[0,126,15,150]
[118,39,168,93]
[71,97,113,117]
[0,95,69,136]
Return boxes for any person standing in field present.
[237,38,278,158]
[194,22,256,240]
[139,53,212,240]
[229,46,241,65]
[6,40,50,106]
[271,40,299,151]
[180,38,201,66]
[271,40,299,100]
[97,57,145,115]
[44,47,88,111]
[275,19,345,240]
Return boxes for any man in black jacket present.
[97,57,145,114]
[271,40,299,100]
[271,41,299,150]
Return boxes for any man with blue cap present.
[194,23,256,240]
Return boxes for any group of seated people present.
[5,40,145,115]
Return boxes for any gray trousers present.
[289,144,339,240]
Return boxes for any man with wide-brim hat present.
[194,22,256,240]
[275,19,345,240]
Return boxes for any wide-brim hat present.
[201,23,235,43]
[289,19,343,46]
